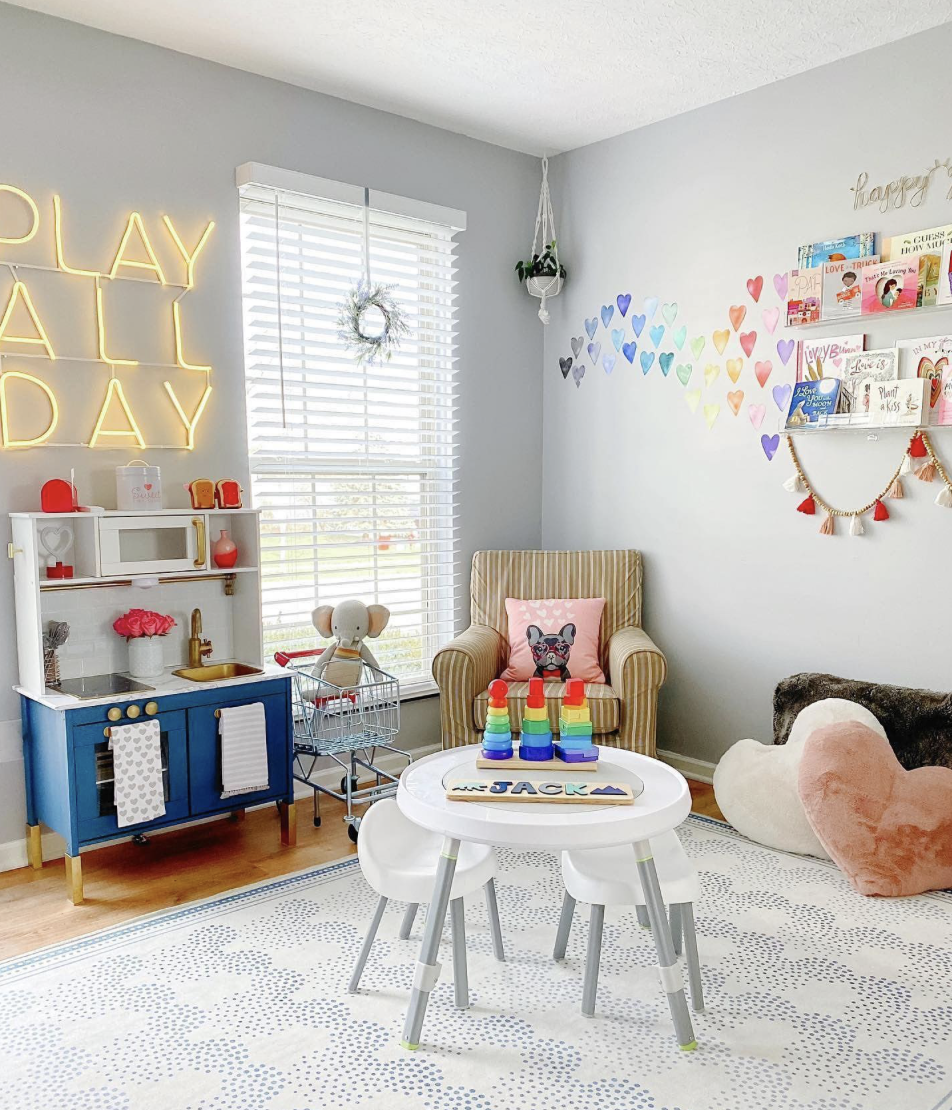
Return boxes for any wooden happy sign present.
[445,780,634,805]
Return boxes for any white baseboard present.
[657,748,716,785]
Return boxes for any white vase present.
[128,636,165,679]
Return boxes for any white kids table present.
[396,744,696,1051]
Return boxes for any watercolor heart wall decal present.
[631,313,646,338]
[762,307,780,334]
[673,325,687,350]
[704,363,720,387]
[777,338,796,366]
[754,360,773,387]
[622,341,637,364]
[649,324,665,348]
[588,341,601,364]
[571,336,584,359]
[572,363,585,388]
[728,304,747,332]
[585,317,599,340]
[713,329,730,355]
[616,292,631,316]
[601,304,614,328]
[761,433,780,461]
[611,328,625,351]
[773,273,788,299]
[727,390,744,415]
[704,403,720,429]
[662,302,678,325]
[746,275,764,303]
[659,352,674,376]
[602,353,616,374]
[640,351,655,374]
[643,296,659,320]
[685,389,701,413]
[748,403,766,428]
[559,356,573,379]
[726,358,743,383]
[690,336,705,361]
[739,331,757,358]
[772,383,792,412]
[676,363,693,386]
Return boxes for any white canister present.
[116,460,162,511]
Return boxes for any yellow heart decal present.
[685,389,701,413]
[727,389,744,415]
[727,357,743,383]
[704,363,720,388]
[703,403,720,429]
[713,329,730,355]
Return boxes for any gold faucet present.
[188,608,213,668]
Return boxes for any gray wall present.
[543,24,952,766]
[0,3,543,856]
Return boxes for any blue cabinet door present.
[187,691,290,815]
[73,712,189,842]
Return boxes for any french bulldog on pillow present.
[526,623,576,680]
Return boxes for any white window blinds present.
[237,167,463,694]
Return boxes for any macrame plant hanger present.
[528,156,562,324]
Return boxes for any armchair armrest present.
[608,626,667,756]
[432,624,506,749]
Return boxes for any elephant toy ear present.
[312,605,334,638]
[366,604,390,638]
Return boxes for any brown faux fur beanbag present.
[798,720,952,897]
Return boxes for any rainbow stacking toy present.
[481,678,514,760]
[555,679,597,763]
[518,677,554,761]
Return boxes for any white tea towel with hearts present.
[108,719,166,828]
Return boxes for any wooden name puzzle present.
[475,755,598,772]
[446,780,634,805]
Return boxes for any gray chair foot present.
[450,897,469,1009]
[636,904,650,929]
[581,903,605,1016]
[399,902,418,940]
[485,880,505,961]
[682,903,705,1012]
[669,903,683,957]
[553,890,576,960]
[349,895,388,993]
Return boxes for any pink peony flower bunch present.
[113,608,176,639]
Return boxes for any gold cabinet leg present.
[279,801,297,846]
[64,854,84,905]
[26,824,43,870]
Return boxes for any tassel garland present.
[936,486,952,508]
[916,461,937,483]
[797,495,816,515]
[782,472,803,493]
[873,499,889,521]
[819,513,835,535]
[887,476,904,499]
[849,514,864,536]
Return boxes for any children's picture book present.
[797,232,876,269]
[785,378,841,427]
[786,267,822,326]
[860,259,918,315]
[840,348,898,416]
[866,378,927,428]
[897,334,952,423]
[798,333,864,382]
[821,257,879,320]
[883,223,952,306]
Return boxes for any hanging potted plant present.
[515,157,566,324]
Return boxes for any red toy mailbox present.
[40,479,78,514]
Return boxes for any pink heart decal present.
[748,403,766,429]
[728,305,747,332]
[762,307,780,334]
[773,273,788,300]
[746,276,763,303]
[739,331,757,358]
[144,484,153,491]
[754,360,772,387]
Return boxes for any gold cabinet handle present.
[107,707,122,722]
[192,517,206,568]
[145,701,158,716]
[126,705,141,719]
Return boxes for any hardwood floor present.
[0,780,723,960]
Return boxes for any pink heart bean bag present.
[799,720,952,897]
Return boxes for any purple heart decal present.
[761,433,780,461]
[587,341,601,364]
[631,314,646,338]
[572,363,585,387]
[559,356,572,379]
[616,293,632,317]
[777,338,796,366]
[773,273,788,300]
[621,340,637,364]
[772,383,792,412]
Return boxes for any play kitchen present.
[9,461,295,905]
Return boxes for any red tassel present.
[909,433,927,458]
[873,499,889,521]
[797,496,816,515]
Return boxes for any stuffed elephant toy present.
[311,599,390,688]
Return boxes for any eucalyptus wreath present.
[338,280,409,365]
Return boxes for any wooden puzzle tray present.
[475,755,598,772]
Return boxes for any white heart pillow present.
[713,698,886,858]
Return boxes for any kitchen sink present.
[173,662,265,682]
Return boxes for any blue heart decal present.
[772,383,792,412]
[649,324,665,348]
[640,351,655,375]
[631,314,646,338]
[644,296,659,320]
[673,325,687,350]
[616,293,632,317]
[611,328,625,352]
[600,304,614,328]
[585,317,599,340]
[602,353,616,374]
[622,341,637,364]
[659,352,674,376]
[587,341,601,364]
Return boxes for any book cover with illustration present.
[798,232,876,269]
[798,333,865,382]
[867,378,927,428]
[786,267,822,326]
[884,223,952,306]
[841,348,898,416]
[897,334,952,423]
[821,257,879,320]
[785,378,841,427]
[860,259,918,315]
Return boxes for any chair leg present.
[484,880,505,962]
[636,904,650,929]
[349,895,387,993]
[581,904,605,1016]
[553,890,576,960]
[450,897,469,1009]
[681,903,705,1012]
[669,903,683,957]
[399,903,418,940]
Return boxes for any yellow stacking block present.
[560,707,591,723]
[522,706,549,721]
[486,706,509,717]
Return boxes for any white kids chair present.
[350,797,505,1007]
[554,829,704,1016]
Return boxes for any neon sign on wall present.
[0,183,215,450]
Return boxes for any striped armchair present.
[432,550,666,756]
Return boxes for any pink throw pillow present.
[501,597,606,683]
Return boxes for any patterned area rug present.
[2,815,951,1110]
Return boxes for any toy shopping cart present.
[276,649,411,842]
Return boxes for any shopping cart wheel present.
[347,819,360,843]
[340,775,360,796]
[313,815,322,828]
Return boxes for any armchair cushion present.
[474,681,620,735]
